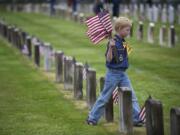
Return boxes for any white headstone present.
[147,5,153,22]
[124,5,130,17]
[44,43,52,71]
[147,22,155,44]
[6,4,11,11]
[159,25,167,46]
[22,44,29,55]
[139,4,145,20]
[72,12,78,22]
[88,4,94,14]
[168,25,175,47]
[161,4,167,23]
[79,13,84,24]
[152,5,159,22]
[25,4,31,13]
[120,4,124,15]
[178,5,180,24]
[34,4,40,13]
[32,37,38,46]
[40,44,45,56]
[133,4,138,21]
[137,21,143,40]
[168,5,175,24]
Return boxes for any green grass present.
[0,37,119,135]
[0,10,180,135]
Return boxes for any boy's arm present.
[106,39,115,62]
[106,46,113,62]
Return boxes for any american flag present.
[138,96,152,123]
[85,10,112,44]
[138,105,146,123]
[83,62,89,80]
[83,67,87,80]
[112,87,119,104]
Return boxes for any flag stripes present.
[85,10,112,44]
[112,87,119,104]
[139,105,146,122]
[99,12,112,32]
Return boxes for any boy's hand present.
[109,39,115,48]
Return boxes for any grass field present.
[0,37,122,135]
[0,10,180,135]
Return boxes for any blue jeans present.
[88,68,141,123]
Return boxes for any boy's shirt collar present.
[114,34,133,55]
[114,34,125,42]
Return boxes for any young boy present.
[86,17,143,126]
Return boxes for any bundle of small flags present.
[85,10,112,44]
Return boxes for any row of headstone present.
[146,99,180,135]
[5,3,180,25]
[136,21,176,47]
[78,3,178,25]
[38,4,177,47]
[6,3,50,15]
[1,18,123,131]
[0,22,139,133]
[54,49,96,109]
[178,5,180,25]
[121,4,179,24]
[54,5,85,24]
[5,3,87,21]
[53,2,93,15]
[1,20,180,135]
[0,19,136,134]
[5,4,178,48]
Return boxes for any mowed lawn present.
[0,10,180,134]
[0,37,119,135]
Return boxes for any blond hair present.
[114,17,132,32]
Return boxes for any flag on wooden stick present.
[85,10,112,44]
[112,87,119,104]
[138,96,152,123]
[138,104,146,123]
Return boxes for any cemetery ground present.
[0,10,180,135]
[0,37,119,135]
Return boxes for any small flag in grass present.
[139,105,146,123]
[112,87,119,104]
[83,62,89,80]
[138,96,152,123]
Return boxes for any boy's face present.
[118,26,131,38]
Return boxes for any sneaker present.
[133,121,144,127]
[86,118,97,126]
